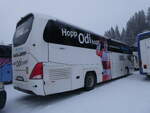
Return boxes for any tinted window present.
[43,20,105,49]
[0,46,11,58]
[108,40,132,54]
[13,14,34,47]
[43,20,131,54]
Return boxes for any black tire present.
[84,72,96,91]
[0,91,7,109]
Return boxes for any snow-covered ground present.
[1,72,150,113]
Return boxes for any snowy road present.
[1,72,150,113]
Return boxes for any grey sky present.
[0,0,149,44]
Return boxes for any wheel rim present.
[86,76,94,88]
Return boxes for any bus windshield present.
[0,45,11,58]
[13,14,34,47]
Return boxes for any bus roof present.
[137,31,150,40]
[108,38,127,45]
[29,13,107,40]
[20,13,130,48]
[137,31,150,37]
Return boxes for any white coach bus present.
[137,31,150,76]
[12,13,133,96]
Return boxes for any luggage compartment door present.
[43,63,72,95]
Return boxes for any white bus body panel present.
[111,52,132,79]
[13,15,49,96]
[43,63,72,95]
[13,13,132,96]
[43,63,102,95]
[49,44,101,65]
[45,43,103,94]
[140,39,150,74]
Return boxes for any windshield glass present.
[0,45,11,58]
[13,14,34,47]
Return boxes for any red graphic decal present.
[102,74,111,81]
[96,40,112,82]
[102,61,111,69]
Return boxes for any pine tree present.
[137,10,148,32]
[147,7,150,29]
[124,10,147,45]
[104,27,116,39]
[104,8,149,45]
[115,26,121,41]
[121,28,126,42]
[110,27,116,39]
[104,31,111,39]
[125,16,135,45]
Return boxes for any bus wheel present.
[84,72,96,91]
[0,91,7,109]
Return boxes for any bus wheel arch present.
[84,71,97,91]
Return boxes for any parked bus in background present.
[0,45,11,109]
[131,46,139,70]
[137,31,150,77]
[0,82,6,109]
[12,13,133,96]
[0,45,12,83]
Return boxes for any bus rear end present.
[12,13,48,96]
[138,32,150,76]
